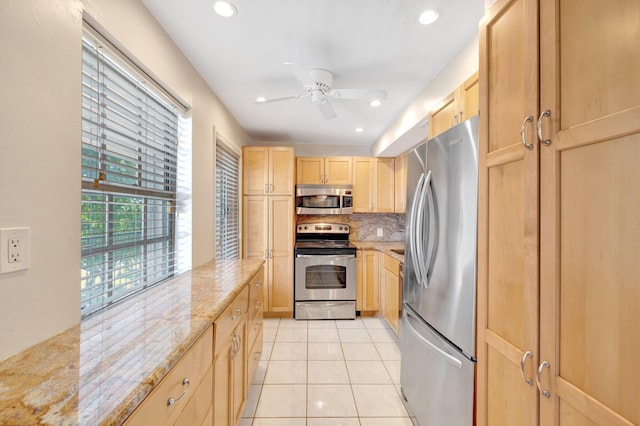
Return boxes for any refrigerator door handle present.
[405,310,462,369]
[417,170,432,288]
[409,172,426,285]
[424,172,439,287]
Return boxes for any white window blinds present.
[215,139,240,259]
[81,32,181,317]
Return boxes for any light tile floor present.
[240,316,413,426]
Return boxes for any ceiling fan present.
[255,63,387,120]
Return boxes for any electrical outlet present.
[377,228,384,237]
[0,227,30,274]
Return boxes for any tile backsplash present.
[297,213,406,242]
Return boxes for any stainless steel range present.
[294,223,357,320]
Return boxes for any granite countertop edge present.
[0,258,265,426]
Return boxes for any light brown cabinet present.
[213,286,249,426]
[246,270,264,386]
[428,71,480,138]
[356,249,379,313]
[296,156,352,184]
[243,196,293,313]
[352,157,395,213]
[124,327,213,426]
[393,153,407,213]
[243,146,294,196]
[243,147,294,315]
[380,254,401,334]
[476,1,640,425]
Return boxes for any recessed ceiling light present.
[419,9,439,25]
[355,127,364,133]
[369,99,382,107]
[255,96,266,103]
[213,1,237,17]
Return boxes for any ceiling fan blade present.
[255,93,309,104]
[283,62,317,87]
[317,100,337,120]
[329,88,387,101]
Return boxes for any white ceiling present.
[142,0,484,148]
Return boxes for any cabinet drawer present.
[249,267,265,307]
[174,365,213,426]
[247,330,263,385]
[214,286,249,356]
[124,326,213,426]
[247,316,263,350]
[383,254,400,275]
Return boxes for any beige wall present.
[0,0,251,361]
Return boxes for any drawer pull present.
[254,322,262,331]
[167,378,190,406]
[255,301,262,309]
[255,281,263,288]
[253,351,261,360]
[231,309,242,320]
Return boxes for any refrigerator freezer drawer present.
[400,305,475,426]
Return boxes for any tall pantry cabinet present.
[242,147,295,314]
[476,0,640,426]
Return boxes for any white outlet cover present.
[377,228,384,237]
[0,227,30,274]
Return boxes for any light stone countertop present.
[0,258,264,425]
[352,241,405,264]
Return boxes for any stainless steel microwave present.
[295,184,353,214]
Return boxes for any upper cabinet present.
[297,156,352,184]
[243,147,294,195]
[352,157,395,213]
[394,153,407,213]
[428,71,480,139]
[476,0,640,425]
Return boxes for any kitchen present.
[1,0,638,425]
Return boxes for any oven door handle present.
[295,254,356,259]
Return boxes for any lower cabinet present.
[125,267,265,426]
[124,326,214,426]
[213,286,249,426]
[380,254,401,334]
[357,249,379,313]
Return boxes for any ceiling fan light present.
[213,1,237,17]
[369,99,382,107]
[419,9,439,25]
[255,96,266,103]
[355,127,364,133]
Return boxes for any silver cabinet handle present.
[270,183,273,193]
[264,184,268,194]
[269,250,273,259]
[536,109,552,146]
[232,308,242,320]
[264,250,268,259]
[520,115,534,150]
[255,301,262,309]
[254,322,262,330]
[167,378,190,406]
[536,360,551,398]
[254,281,263,288]
[520,351,533,386]
[253,351,262,360]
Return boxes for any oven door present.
[295,254,356,301]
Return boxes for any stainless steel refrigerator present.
[400,116,478,426]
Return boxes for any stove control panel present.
[296,223,349,234]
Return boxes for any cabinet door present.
[462,71,479,120]
[394,153,407,213]
[269,147,294,195]
[231,325,247,425]
[539,1,640,425]
[374,158,395,213]
[242,196,268,260]
[352,158,373,212]
[213,342,231,426]
[362,250,379,311]
[324,157,352,184]
[429,94,457,138]
[269,196,293,312]
[296,157,324,184]
[243,147,269,195]
[476,0,540,425]
[356,250,364,312]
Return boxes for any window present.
[215,138,240,259]
[80,31,186,317]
